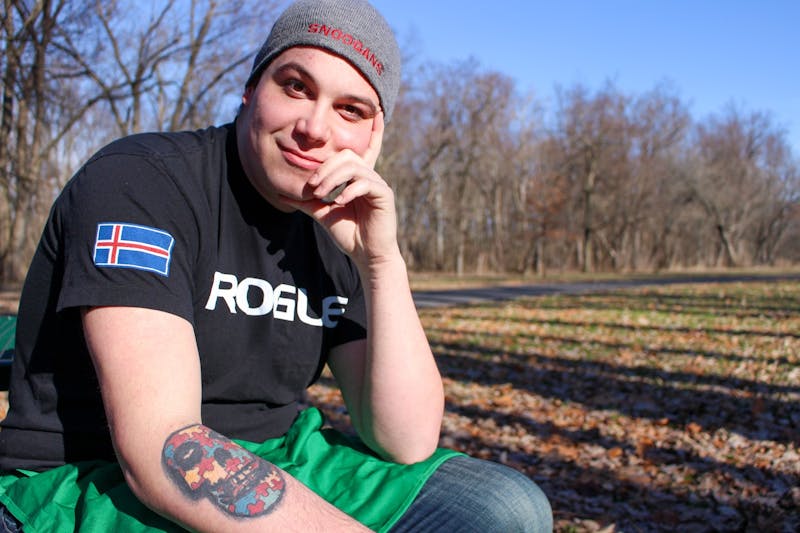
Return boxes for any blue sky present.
[370,0,800,155]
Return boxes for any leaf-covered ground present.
[307,280,800,532]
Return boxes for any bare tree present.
[519,134,570,275]
[0,0,90,282]
[747,129,798,265]
[55,0,281,136]
[551,83,631,272]
[688,108,795,266]
[379,61,453,270]
[625,84,690,270]
[415,62,520,275]
[0,0,282,285]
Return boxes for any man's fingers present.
[363,111,384,168]
[321,180,350,203]
[313,112,384,203]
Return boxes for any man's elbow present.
[116,453,174,518]
[119,462,159,510]
[380,431,441,465]
[392,443,439,465]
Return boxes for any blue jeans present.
[391,455,553,532]
[0,505,20,533]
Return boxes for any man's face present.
[237,46,381,210]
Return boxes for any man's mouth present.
[279,144,323,171]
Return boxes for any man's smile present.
[278,143,324,171]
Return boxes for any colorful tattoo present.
[162,424,285,518]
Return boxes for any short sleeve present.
[56,149,203,324]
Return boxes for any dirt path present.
[412,271,800,307]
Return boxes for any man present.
[0,1,552,531]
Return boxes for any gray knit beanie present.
[246,0,401,120]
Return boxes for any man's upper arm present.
[327,339,367,428]
[81,306,202,490]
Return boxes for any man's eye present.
[340,104,365,120]
[284,79,306,94]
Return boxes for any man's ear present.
[242,85,255,106]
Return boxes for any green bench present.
[1,314,15,366]
[0,314,15,390]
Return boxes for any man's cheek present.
[335,125,372,156]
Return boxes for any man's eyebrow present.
[344,95,378,115]
[273,61,312,80]
[273,61,378,114]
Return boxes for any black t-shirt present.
[0,123,367,471]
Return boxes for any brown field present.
[309,279,800,532]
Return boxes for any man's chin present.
[256,191,298,213]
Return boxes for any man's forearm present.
[162,424,285,519]
[130,424,369,532]
[356,254,445,463]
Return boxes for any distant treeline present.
[381,61,798,275]
[2,1,797,283]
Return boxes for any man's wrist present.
[358,248,408,289]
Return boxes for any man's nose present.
[295,103,330,145]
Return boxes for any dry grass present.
[309,280,800,532]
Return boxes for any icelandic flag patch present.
[93,223,175,277]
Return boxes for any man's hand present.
[282,112,399,269]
